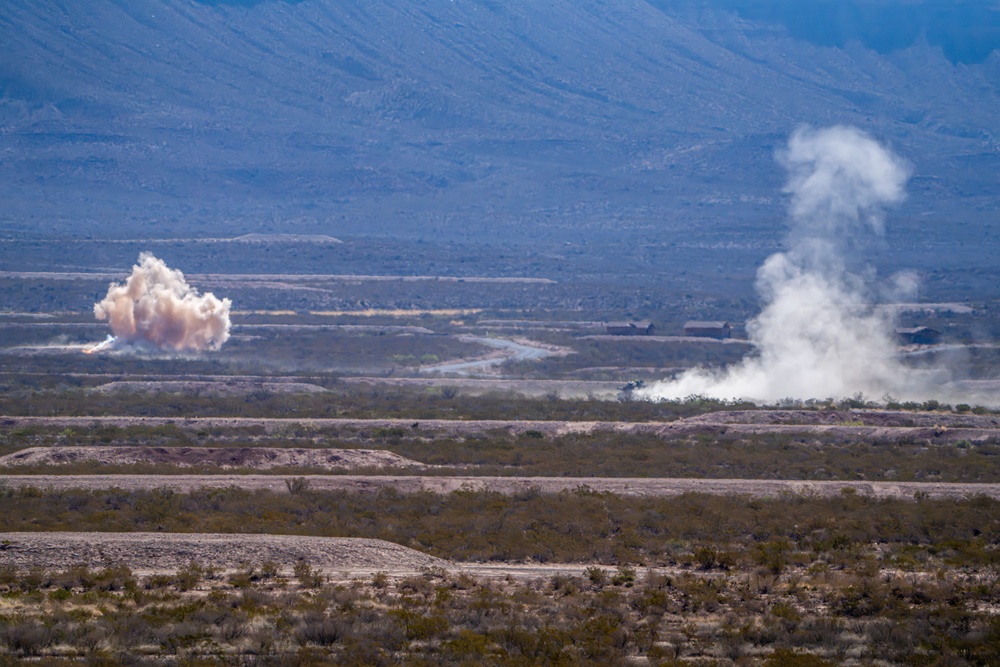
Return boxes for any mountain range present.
[1,0,998,259]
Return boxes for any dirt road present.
[4,411,1000,444]
[2,474,996,499]
[419,336,563,375]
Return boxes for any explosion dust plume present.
[640,125,929,403]
[92,253,231,352]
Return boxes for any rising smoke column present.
[93,253,232,352]
[639,125,918,403]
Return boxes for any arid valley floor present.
[1,276,998,666]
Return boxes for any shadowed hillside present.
[1,0,998,260]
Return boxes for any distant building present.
[896,326,941,345]
[606,321,656,336]
[683,321,732,339]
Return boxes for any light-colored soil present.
[234,323,434,334]
[580,335,754,345]
[0,415,655,438]
[230,233,342,244]
[674,409,1000,443]
[2,474,996,499]
[0,447,429,470]
[684,409,1000,428]
[342,377,623,399]
[0,271,554,284]
[418,336,568,376]
[4,410,1000,444]
[0,532,443,576]
[0,531,654,580]
[671,422,999,443]
[90,381,330,396]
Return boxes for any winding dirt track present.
[2,474,997,499]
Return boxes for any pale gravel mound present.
[0,532,443,574]
[90,381,329,396]
[0,447,428,470]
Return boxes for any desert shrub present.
[285,477,311,495]
[764,648,836,667]
[1,490,998,568]
[389,608,448,641]
[294,561,324,589]
[174,561,204,591]
[585,566,608,587]
[297,613,349,646]
[260,560,281,579]
[753,539,792,576]
[88,564,136,592]
[612,566,637,587]
[693,546,718,570]
[831,579,897,618]
[1,620,54,656]
[227,564,258,589]
[0,553,994,665]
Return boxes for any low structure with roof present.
[896,326,941,345]
[683,321,732,339]
[605,321,656,336]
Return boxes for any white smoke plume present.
[640,125,928,403]
[92,253,232,352]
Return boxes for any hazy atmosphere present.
[640,125,932,403]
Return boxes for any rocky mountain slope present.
[1,0,997,250]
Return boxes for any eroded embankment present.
[0,532,444,574]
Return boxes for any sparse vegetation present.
[3,417,998,482]
[0,546,996,666]
[1,486,996,567]
[2,280,999,666]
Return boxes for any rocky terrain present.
[4,0,999,262]
[0,532,444,575]
[0,446,430,471]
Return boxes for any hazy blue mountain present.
[695,1,1000,64]
[1,0,998,247]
